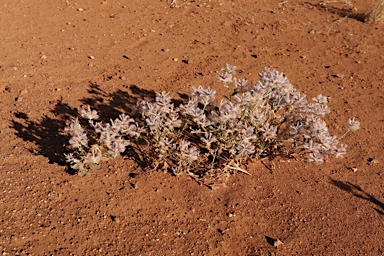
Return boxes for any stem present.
[338,129,350,140]
[225,161,251,175]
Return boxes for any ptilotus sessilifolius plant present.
[64,64,360,186]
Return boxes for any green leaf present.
[88,163,102,171]
[78,167,87,177]
[72,162,84,170]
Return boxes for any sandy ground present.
[1,0,383,255]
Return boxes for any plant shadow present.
[329,178,384,215]
[305,2,367,22]
[11,103,77,168]
[10,82,158,174]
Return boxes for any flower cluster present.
[64,65,359,184]
[64,107,143,176]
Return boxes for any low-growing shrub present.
[64,65,359,185]
[367,0,384,23]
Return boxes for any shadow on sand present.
[330,178,384,215]
[304,2,367,23]
[10,82,156,174]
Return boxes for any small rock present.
[173,58,178,62]
[331,74,344,78]
[348,167,358,172]
[266,236,283,247]
[77,8,84,12]
[129,173,138,178]
[41,55,47,59]
[274,239,283,247]
[19,89,28,96]
[88,55,95,60]
[368,158,379,165]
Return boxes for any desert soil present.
[1,0,383,255]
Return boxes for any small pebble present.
[332,74,344,78]
[274,239,283,247]
[89,55,95,60]
[19,89,28,96]
[368,158,379,165]
[173,58,178,62]
[77,8,84,12]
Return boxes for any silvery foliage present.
[64,106,144,176]
[64,65,359,179]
